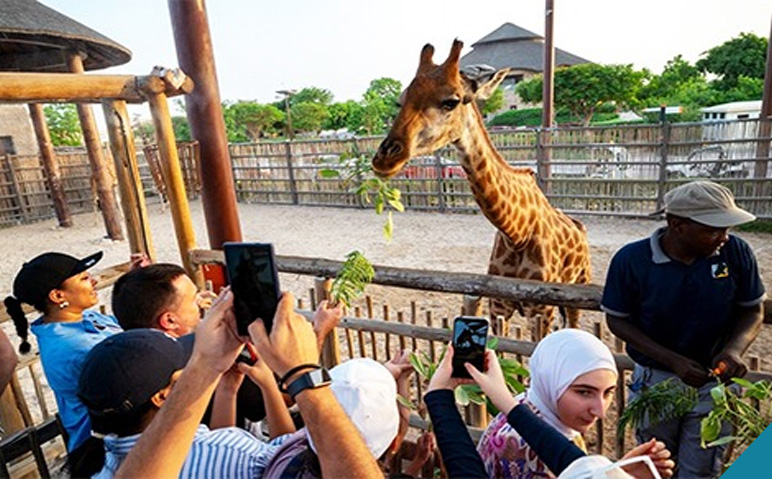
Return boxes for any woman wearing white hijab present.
[477,329,618,479]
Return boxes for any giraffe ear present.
[474,69,511,100]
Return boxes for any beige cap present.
[660,181,755,227]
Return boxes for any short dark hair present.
[111,264,188,330]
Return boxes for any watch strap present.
[285,367,332,399]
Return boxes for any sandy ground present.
[1,200,770,461]
[1,200,771,357]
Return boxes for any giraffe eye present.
[440,98,461,111]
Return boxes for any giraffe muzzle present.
[372,138,406,178]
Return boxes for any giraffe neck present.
[452,106,546,244]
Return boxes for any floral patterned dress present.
[477,398,585,479]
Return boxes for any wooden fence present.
[4,118,771,227]
[2,254,771,476]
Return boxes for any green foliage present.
[410,344,528,416]
[330,250,375,308]
[290,102,330,134]
[517,64,645,126]
[361,77,402,135]
[319,150,403,241]
[290,87,334,107]
[488,107,618,127]
[618,378,698,437]
[736,219,772,234]
[43,104,83,146]
[701,379,772,451]
[481,87,505,116]
[223,101,283,141]
[325,100,365,131]
[172,116,192,142]
[696,32,768,91]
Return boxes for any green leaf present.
[383,212,394,241]
[397,394,415,410]
[388,199,405,212]
[409,352,428,378]
[454,385,470,406]
[487,336,499,350]
[710,385,726,404]
[732,378,755,389]
[374,195,384,215]
[701,414,722,443]
[706,435,740,448]
[318,169,341,178]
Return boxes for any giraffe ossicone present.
[372,40,592,340]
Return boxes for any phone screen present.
[224,243,281,336]
[451,316,489,378]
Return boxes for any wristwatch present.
[285,367,332,399]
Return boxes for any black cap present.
[12,251,103,306]
[78,330,194,420]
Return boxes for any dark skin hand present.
[711,304,763,382]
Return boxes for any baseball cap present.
[658,181,755,227]
[307,358,399,459]
[78,330,194,422]
[12,251,103,306]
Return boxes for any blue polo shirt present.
[30,310,122,451]
[601,228,765,371]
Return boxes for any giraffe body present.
[372,40,591,339]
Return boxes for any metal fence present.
[2,118,771,227]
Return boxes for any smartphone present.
[223,242,281,336]
[451,316,489,378]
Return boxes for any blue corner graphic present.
[720,422,772,477]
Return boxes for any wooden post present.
[315,277,340,368]
[593,321,605,453]
[655,119,671,212]
[168,0,243,249]
[284,141,299,205]
[0,379,25,436]
[5,156,29,223]
[67,51,124,241]
[615,337,626,459]
[102,100,156,260]
[28,103,71,227]
[146,91,203,285]
[366,296,378,361]
[463,295,487,428]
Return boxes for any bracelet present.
[279,363,321,393]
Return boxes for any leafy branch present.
[319,149,404,241]
[618,378,698,438]
[409,338,529,416]
[329,250,375,308]
[700,379,772,450]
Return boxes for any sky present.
[41,0,771,110]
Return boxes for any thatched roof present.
[0,0,131,72]
[460,22,590,73]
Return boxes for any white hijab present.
[523,329,617,439]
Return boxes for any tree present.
[696,32,768,91]
[325,100,365,132]
[290,87,334,107]
[44,104,83,146]
[290,102,329,134]
[361,77,402,135]
[223,101,283,141]
[172,116,193,142]
[517,63,646,126]
[481,87,505,116]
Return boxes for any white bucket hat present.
[307,358,399,459]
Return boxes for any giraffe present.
[372,40,591,340]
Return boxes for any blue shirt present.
[94,425,290,479]
[601,228,765,370]
[30,310,122,450]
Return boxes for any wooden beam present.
[102,99,156,260]
[28,103,71,227]
[147,91,202,285]
[0,71,193,104]
[191,249,772,324]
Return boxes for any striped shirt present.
[94,425,290,479]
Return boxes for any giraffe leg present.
[564,307,581,329]
[523,304,556,341]
[488,297,519,335]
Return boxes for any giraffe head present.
[372,39,510,178]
